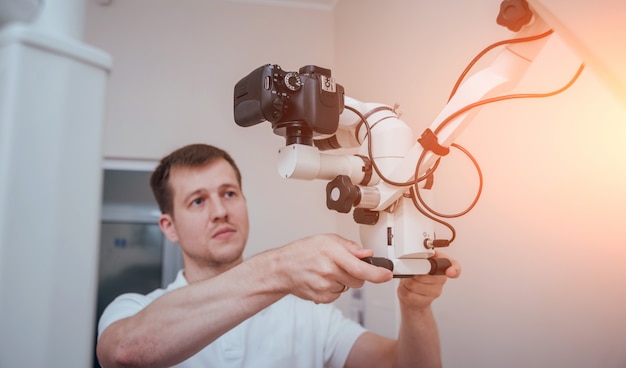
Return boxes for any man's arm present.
[96,254,285,368]
[97,234,393,368]
[345,252,460,368]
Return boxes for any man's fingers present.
[335,249,392,284]
[341,238,374,259]
[433,250,461,279]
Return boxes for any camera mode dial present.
[284,72,302,91]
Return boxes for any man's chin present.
[212,242,245,263]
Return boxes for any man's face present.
[159,158,249,275]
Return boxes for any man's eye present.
[225,191,236,198]
[192,198,204,206]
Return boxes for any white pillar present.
[30,0,86,39]
[0,1,112,366]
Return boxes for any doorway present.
[92,166,183,367]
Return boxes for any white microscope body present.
[234,0,562,276]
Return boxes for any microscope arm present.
[278,9,553,211]
[370,12,553,211]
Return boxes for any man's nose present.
[210,199,228,220]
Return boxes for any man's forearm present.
[394,306,442,368]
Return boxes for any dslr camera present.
[233,64,345,145]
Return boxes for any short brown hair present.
[150,144,242,215]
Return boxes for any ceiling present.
[226,0,338,11]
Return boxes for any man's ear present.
[159,214,179,243]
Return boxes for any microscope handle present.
[428,257,452,275]
[362,256,452,276]
[361,257,394,272]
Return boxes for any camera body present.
[233,64,345,140]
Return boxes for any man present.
[96,143,461,368]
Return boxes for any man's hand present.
[397,251,461,311]
[270,233,393,304]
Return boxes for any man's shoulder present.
[97,273,187,338]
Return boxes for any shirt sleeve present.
[97,292,157,340]
[98,273,183,340]
[322,304,367,368]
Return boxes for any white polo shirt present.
[98,270,366,368]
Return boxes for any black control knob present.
[496,0,533,32]
[326,175,359,213]
[283,72,302,91]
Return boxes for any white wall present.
[335,0,626,367]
